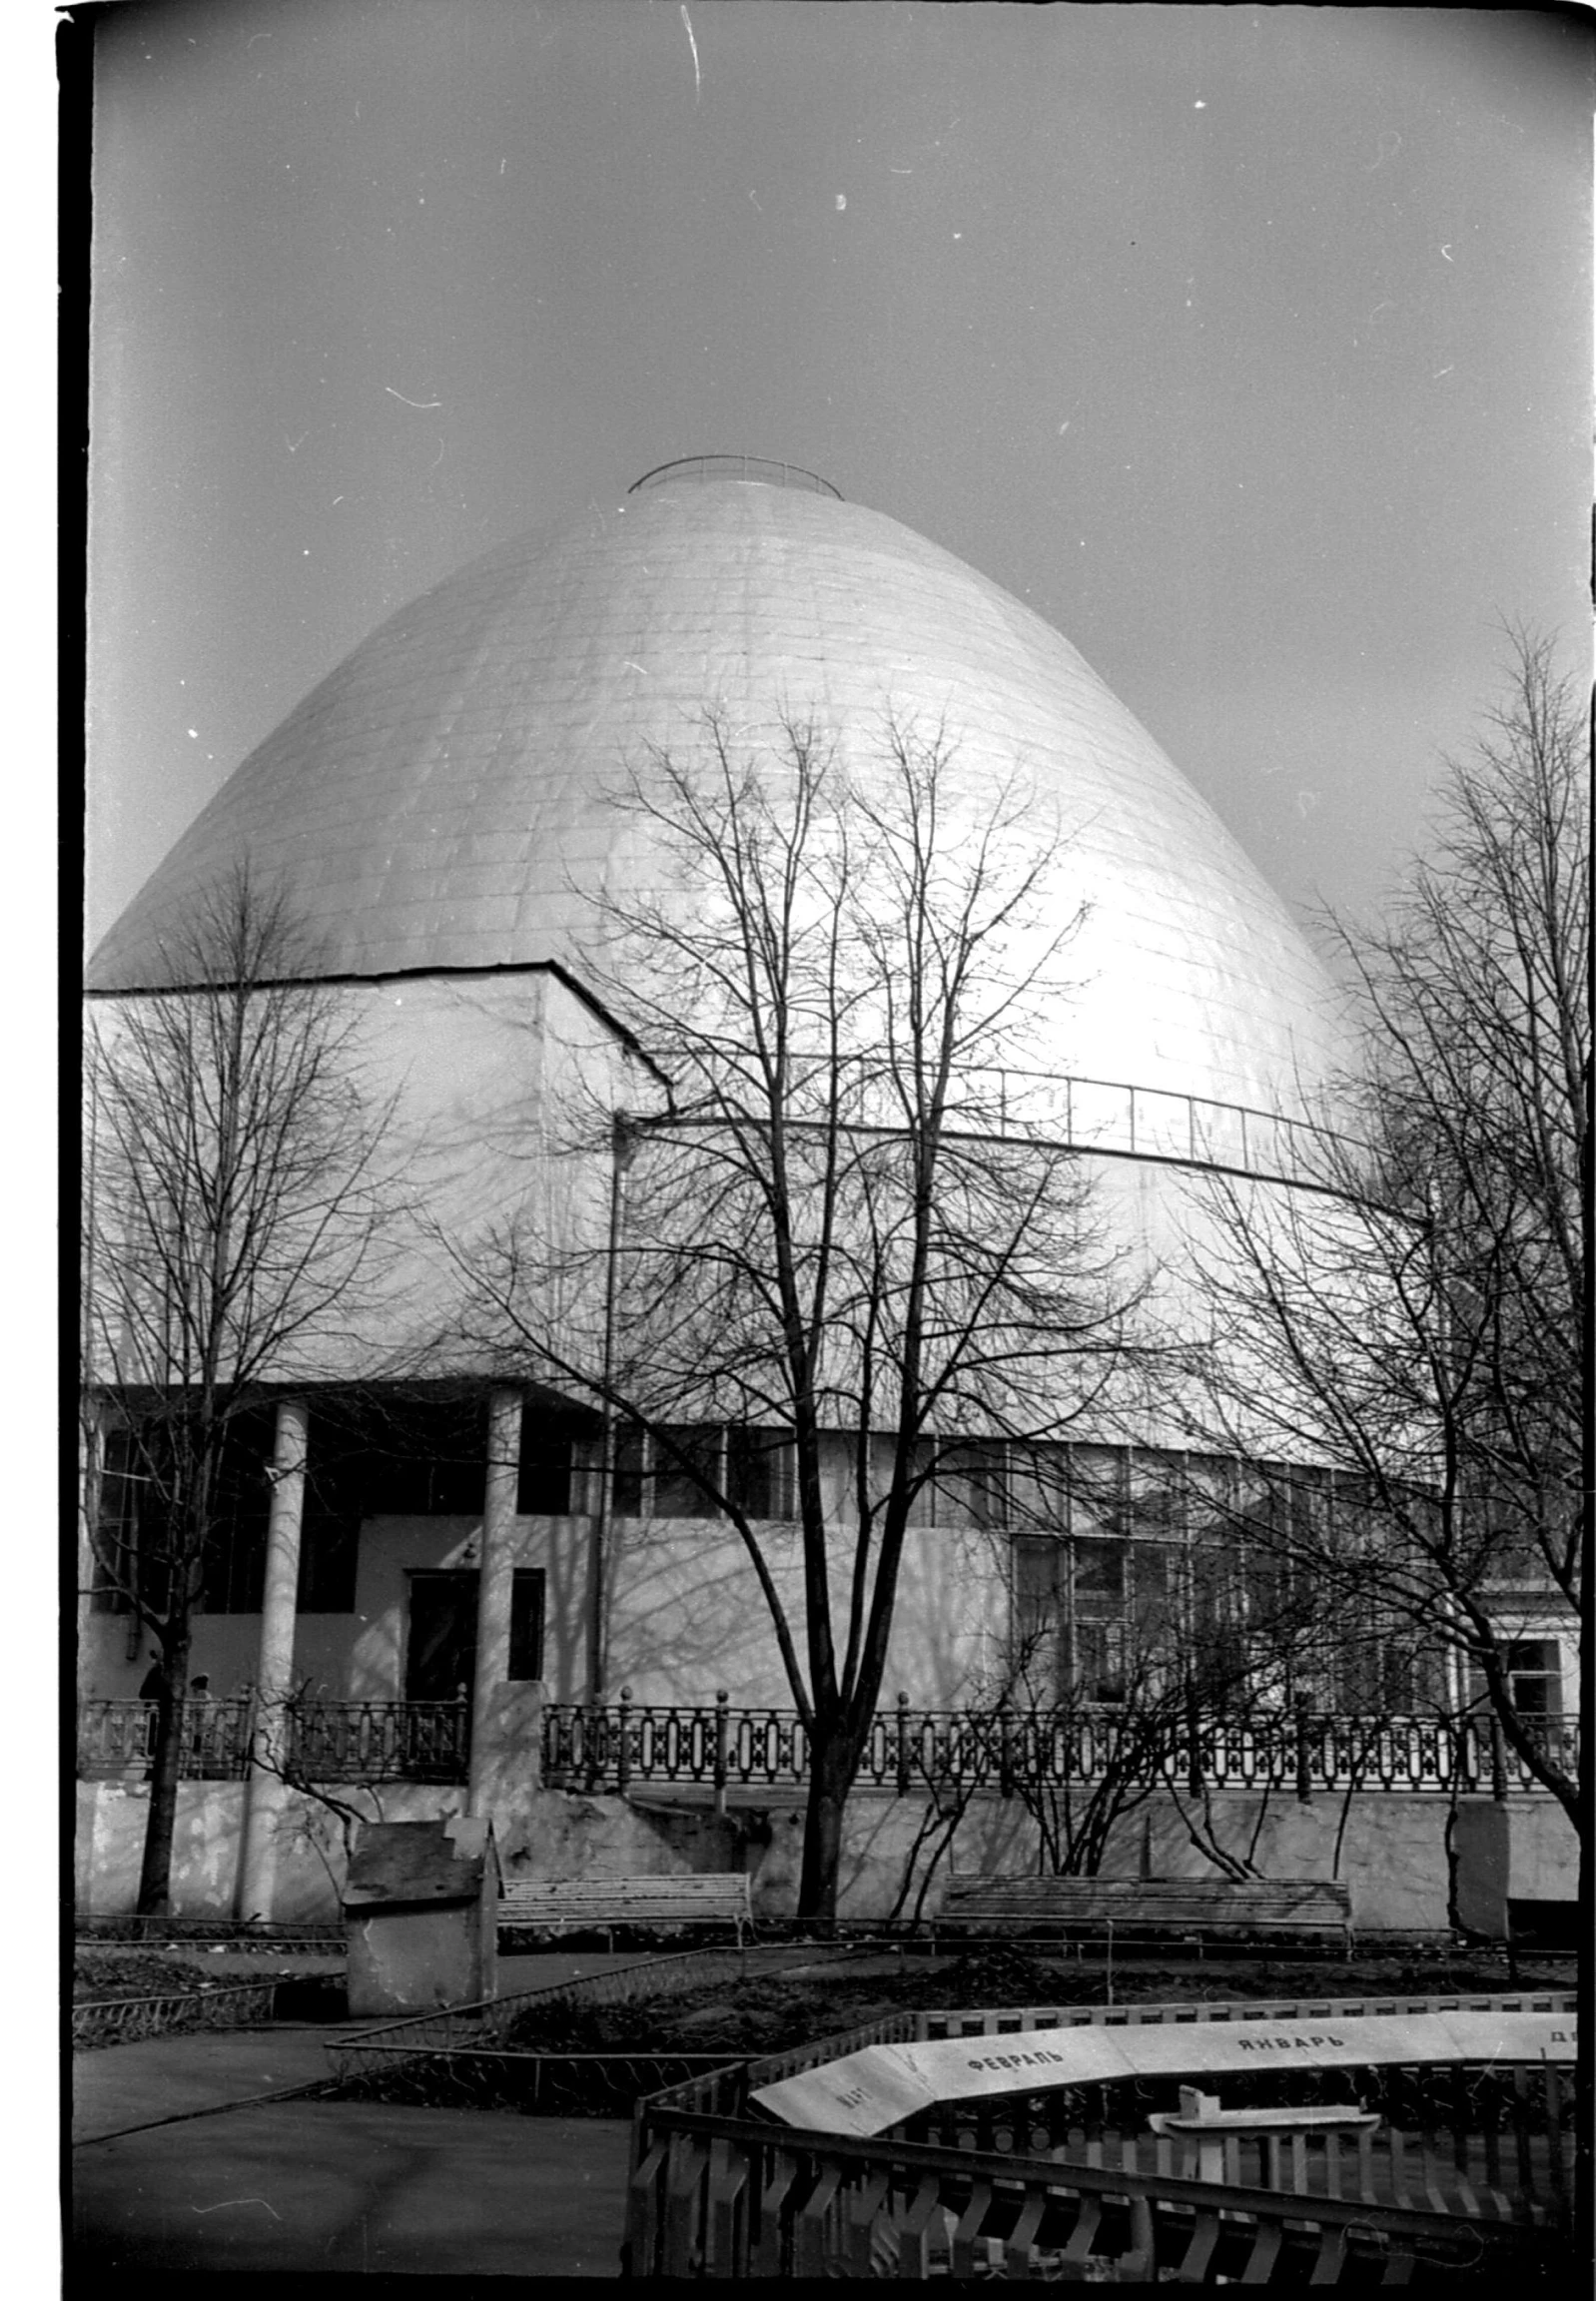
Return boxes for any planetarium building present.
[84,458,1522,1923]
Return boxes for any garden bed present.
[327,1943,1570,2117]
[494,1945,1553,2059]
[73,1945,349,2037]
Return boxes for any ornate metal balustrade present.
[541,1695,1576,1801]
[78,1694,1572,1796]
[76,1697,255,1780]
[76,1698,470,1785]
[283,1699,470,1783]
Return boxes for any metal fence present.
[626,1989,1578,2280]
[76,1698,470,1784]
[75,1697,256,1779]
[72,1977,281,2050]
[280,1699,470,1782]
[542,1696,1576,1801]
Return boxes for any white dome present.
[89,464,1340,1118]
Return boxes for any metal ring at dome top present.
[627,455,843,499]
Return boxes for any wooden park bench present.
[936,1876,1354,1955]
[496,1872,755,1951]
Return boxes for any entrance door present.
[405,1571,478,1703]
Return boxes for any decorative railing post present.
[583,1697,600,1794]
[1186,1691,1202,1799]
[616,1687,632,1798]
[998,1705,1015,1801]
[713,1689,729,1817]
[895,1692,912,1797]
[1293,1693,1312,1805]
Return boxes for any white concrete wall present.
[602,1512,1008,1708]
[75,1772,1578,1931]
[84,963,649,1393]
[82,1505,1014,1713]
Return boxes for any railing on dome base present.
[628,453,842,499]
[625,1990,1578,2280]
[542,1695,1576,1802]
[76,1698,470,1784]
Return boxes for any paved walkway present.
[69,1953,675,2277]
[71,2098,633,2276]
[70,1941,882,2275]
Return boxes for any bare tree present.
[457,713,1155,1921]
[1187,632,1588,1845]
[82,867,401,1914]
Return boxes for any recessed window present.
[93,1408,277,1617]
[517,1408,599,1516]
[508,1568,546,1682]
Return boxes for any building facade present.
[80,459,1577,1918]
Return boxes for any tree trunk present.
[136,1637,190,1916]
[796,1729,857,1927]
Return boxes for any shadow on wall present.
[601,1515,1007,1712]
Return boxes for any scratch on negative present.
[386,387,443,409]
[680,6,701,102]
[193,2199,282,2219]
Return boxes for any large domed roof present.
[89,463,1340,1116]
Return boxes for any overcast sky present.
[85,1,1591,957]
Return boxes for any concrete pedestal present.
[343,1815,501,2017]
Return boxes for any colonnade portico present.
[233,1383,530,1916]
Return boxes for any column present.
[236,1397,309,1921]
[468,1386,525,1816]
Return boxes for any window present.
[296,1508,360,1613]
[91,1424,149,1614]
[936,1442,1009,1529]
[1069,1446,1130,1540]
[94,1408,278,1618]
[508,1569,546,1681]
[1013,1537,1062,1686]
[1012,1532,1138,1705]
[198,1407,275,1613]
[727,1425,791,1520]
[653,1425,724,1519]
[288,1408,369,1612]
[612,1424,646,1517]
[1075,1621,1126,1705]
[517,1408,600,1516]
[609,1424,794,1520]
[1007,1443,1069,1534]
[1072,1537,1127,1616]
[1506,1640,1562,1717]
